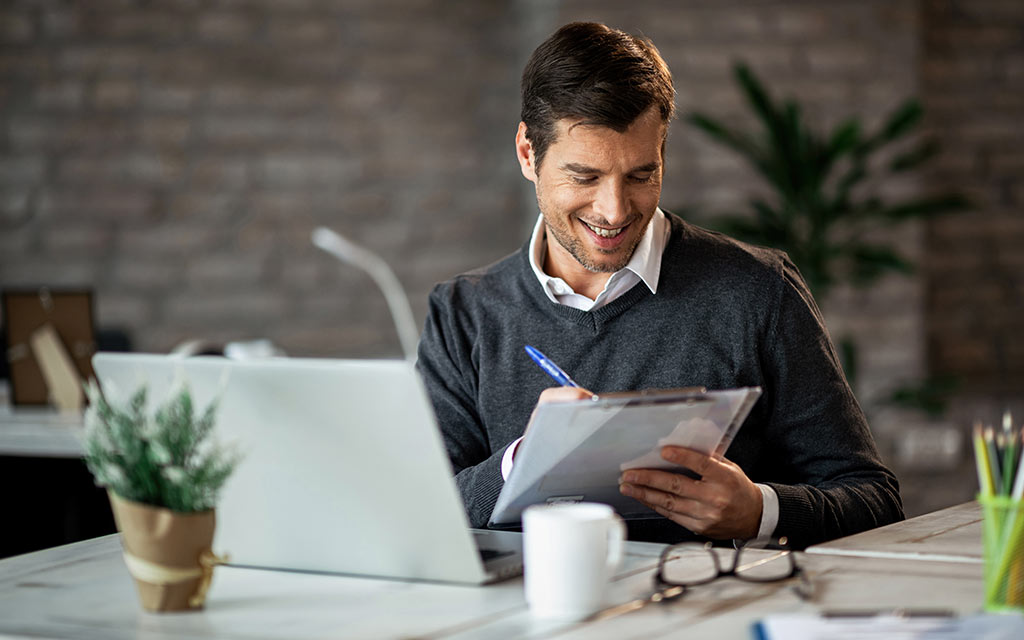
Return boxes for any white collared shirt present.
[527,208,669,310]
[502,207,780,541]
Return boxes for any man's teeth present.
[584,222,624,238]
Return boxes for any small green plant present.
[83,381,240,513]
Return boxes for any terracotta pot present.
[108,492,217,612]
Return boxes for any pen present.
[984,427,1003,495]
[973,423,994,497]
[820,608,955,618]
[524,345,579,388]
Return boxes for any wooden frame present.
[2,288,96,406]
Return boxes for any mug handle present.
[606,514,626,572]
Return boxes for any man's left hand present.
[619,446,763,540]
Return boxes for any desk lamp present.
[311,227,419,362]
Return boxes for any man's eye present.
[571,176,597,185]
[631,173,655,183]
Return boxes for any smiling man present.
[416,22,903,548]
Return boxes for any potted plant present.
[685,62,969,392]
[82,380,240,612]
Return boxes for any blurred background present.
[0,0,1021,529]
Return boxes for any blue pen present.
[524,345,580,388]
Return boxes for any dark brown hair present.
[520,22,676,168]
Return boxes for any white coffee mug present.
[523,502,626,621]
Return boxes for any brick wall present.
[1,0,526,358]
[923,0,1024,393]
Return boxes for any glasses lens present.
[735,550,793,581]
[660,545,719,585]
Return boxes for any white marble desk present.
[0,403,85,458]
[0,512,992,640]
[806,501,982,563]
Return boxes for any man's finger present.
[650,505,707,535]
[620,469,702,499]
[660,446,717,477]
[619,482,702,516]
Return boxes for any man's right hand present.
[536,386,595,405]
[513,386,596,462]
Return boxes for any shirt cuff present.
[500,436,524,481]
[756,483,780,540]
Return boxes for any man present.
[416,22,903,548]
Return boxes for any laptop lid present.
[91,353,521,585]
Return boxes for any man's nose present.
[592,179,629,224]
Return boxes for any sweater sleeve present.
[760,257,904,549]
[416,284,508,528]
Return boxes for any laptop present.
[91,353,523,585]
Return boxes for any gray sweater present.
[416,213,903,548]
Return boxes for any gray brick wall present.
[923,0,1024,391]
[1,0,525,358]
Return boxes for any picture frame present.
[2,288,96,406]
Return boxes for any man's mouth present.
[582,221,626,238]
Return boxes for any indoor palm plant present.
[83,380,239,612]
[686,62,968,398]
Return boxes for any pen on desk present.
[524,345,579,388]
[820,608,955,618]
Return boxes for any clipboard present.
[488,386,761,526]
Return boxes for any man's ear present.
[515,122,538,183]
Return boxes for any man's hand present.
[513,386,595,462]
[618,446,763,540]
[536,386,595,405]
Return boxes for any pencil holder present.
[979,494,1024,612]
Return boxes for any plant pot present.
[107,491,218,612]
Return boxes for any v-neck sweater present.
[416,212,903,548]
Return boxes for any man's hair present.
[520,22,676,169]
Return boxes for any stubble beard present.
[541,208,646,274]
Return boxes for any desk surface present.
[0,404,84,458]
[0,502,996,640]
[806,500,982,563]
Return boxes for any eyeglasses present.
[654,536,810,598]
[588,537,812,622]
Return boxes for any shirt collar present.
[528,208,668,300]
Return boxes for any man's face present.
[516,107,665,292]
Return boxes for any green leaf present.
[713,214,783,247]
[862,99,922,152]
[686,112,759,159]
[845,244,914,285]
[831,162,867,214]
[735,63,780,135]
[886,375,960,419]
[889,138,940,172]
[880,99,923,141]
[828,119,861,158]
[877,194,971,220]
